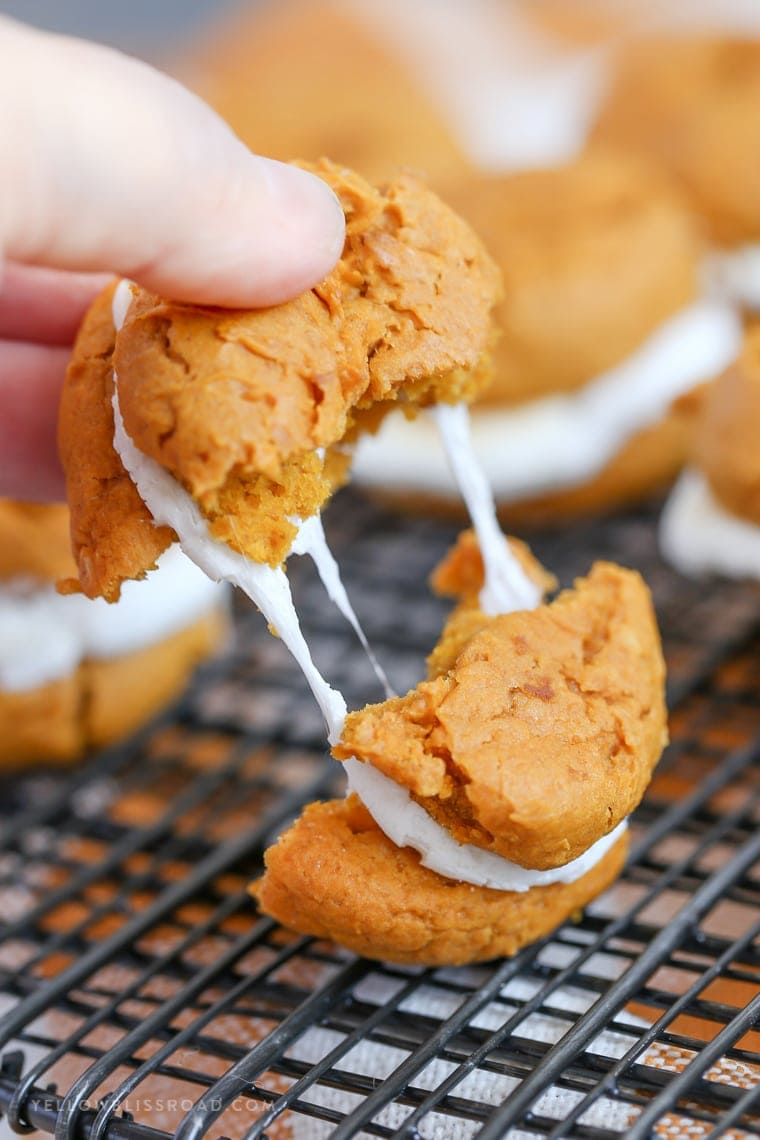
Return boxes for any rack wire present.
[0,489,758,1140]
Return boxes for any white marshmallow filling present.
[660,468,760,581]
[344,757,627,892]
[111,280,628,892]
[111,281,386,745]
[352,299,742,502]
[0,545,225,694]
[112,387,348,745]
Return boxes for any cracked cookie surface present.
[61,160,500,600]
[334,545,667,871]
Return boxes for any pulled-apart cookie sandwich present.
[353,150,741,522]
[0,501,227,766]
[660,325,760,580]
[254,532,667,965]
[60,154,667,965]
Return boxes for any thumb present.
[0,17,345,307]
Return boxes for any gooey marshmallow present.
[353,300,742,502]
[112,388,349,744]
[111,280,626,892]
[433,403,542,614]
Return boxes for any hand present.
[0,16,345,502]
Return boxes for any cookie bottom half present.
[251,796,629,967]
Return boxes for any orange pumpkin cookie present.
[252,796,628,967]
[60,160,500,601]
[593,35,760,247]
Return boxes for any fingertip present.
[0,19,347,312]
[138,157,347,309]
[224,159,348,307]
[263,159,347,274]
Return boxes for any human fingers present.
[0,340,68,501]
[0,18,345,307]
[0,263,111,345]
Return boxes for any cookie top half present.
[60,160,501,600]
[335,540,667,871]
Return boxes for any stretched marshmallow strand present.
[291,514,395,698]
[111,279,382,738]
[112,389,347,743]
[433,402,542,614]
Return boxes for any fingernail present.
[259,158,346,263]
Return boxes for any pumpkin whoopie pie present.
[661,324,760,580]
[353,150,741,523]
[0,501,227,767]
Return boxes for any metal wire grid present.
[0,491,757,1140]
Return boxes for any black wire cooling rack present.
[0,489,758,1140]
